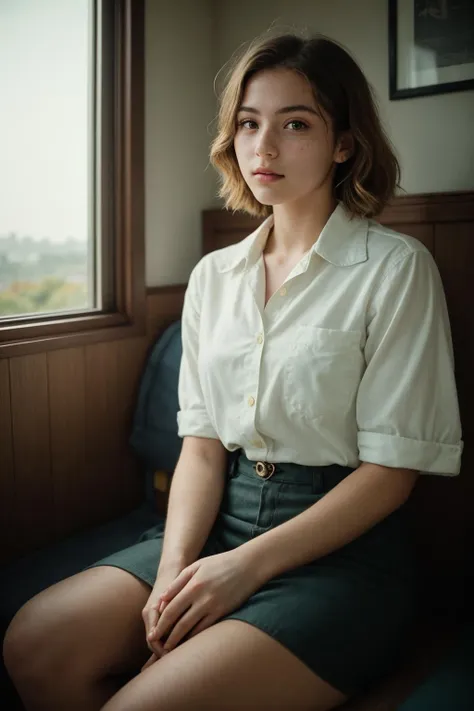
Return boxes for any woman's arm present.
[160,258,229,574]
[141,436,226,663]
[158,436,228,573]
[237,462,419,586]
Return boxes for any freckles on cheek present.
[295,140,330,171]
[291,140,317,163]
[292,145,316,174]
[296,137,319,154]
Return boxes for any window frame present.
[0,0,145,359]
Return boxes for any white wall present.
[145,0,217,286]
[213,0,474,196]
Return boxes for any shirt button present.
[256,333,264,344]
[248,396,255,407]
[279,287,287,296]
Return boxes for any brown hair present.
[210,32,401,219]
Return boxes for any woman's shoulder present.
[365,218,433,271]
[192,231,258,280]
[185,242,244,300]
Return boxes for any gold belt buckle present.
[254,461,276,480]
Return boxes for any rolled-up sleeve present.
[356,249,463,476]
[177,265,219,440]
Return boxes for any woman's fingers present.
[162,605,205,651]
[147,637,166,657]
[147,599,168,641]
[146,604,168,654]
[151,596,188,643]
[159,566,196,602]
[144,601,162,639]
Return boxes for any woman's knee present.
[3,566,150,685]
[3,583,79,685]
[4,605,50,688]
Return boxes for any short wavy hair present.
[209,32,401,219]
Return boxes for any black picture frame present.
[389,0,474,100]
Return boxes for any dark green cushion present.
[129,320,183,503]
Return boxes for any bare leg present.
[3,566,152,711]
[101,619,349,711]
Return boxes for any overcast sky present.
[0,0,90,243]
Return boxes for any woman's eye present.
[286,120,308,131]
[238,119,257,129]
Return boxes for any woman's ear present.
[334,131,354,164]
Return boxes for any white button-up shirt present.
[177,203,463,476]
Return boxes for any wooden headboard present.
[202,191,474,598]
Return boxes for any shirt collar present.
[216,202,369,273]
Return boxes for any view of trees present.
[0,233,89,317]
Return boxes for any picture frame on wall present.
[389,0,474,99]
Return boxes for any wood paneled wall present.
[0,287,185,564]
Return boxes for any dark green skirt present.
[88,450,417,697]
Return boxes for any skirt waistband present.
[231,449,355,490]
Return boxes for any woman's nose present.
[256,130,278,158]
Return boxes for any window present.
[0,0,145,357]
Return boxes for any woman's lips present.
[253,172,284,183]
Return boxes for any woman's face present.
[233,68,340,208]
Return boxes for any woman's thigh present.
[4,566,152,680]
[101,619,348,711]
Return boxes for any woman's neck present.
[265,195,337,259]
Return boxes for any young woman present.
[4,32,463,711]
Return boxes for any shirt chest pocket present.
[283,326,364,422]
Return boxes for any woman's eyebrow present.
[237,104,319,116]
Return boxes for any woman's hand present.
[148,549,261,653]
[141,563,186,666]
[140,597,170,672]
